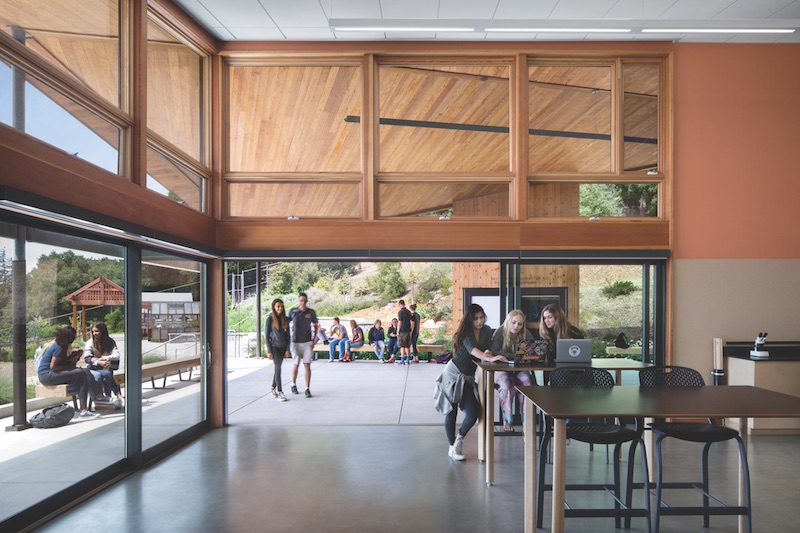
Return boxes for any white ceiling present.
[173,0,800,43]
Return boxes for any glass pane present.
[0,59,120,174]
[528,182,658,218]
[146,145,206,212]
[623,63,659,173]
[0,222,125,522]
[228,182,360,218]
[147,18,204,162]
[141,250,203,452]
[228,65,361,172]
[379,64,510,172]
[529,64,612,173]
[378,182,509,218]
[0,0,120,107]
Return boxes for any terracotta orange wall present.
[673,43,800,259]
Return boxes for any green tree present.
[579,184,624,217]
[104,308,125,333]
[367,262,406,304]
[612,184,658,216]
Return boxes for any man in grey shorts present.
[288,292,319,398]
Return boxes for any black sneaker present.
[291,385,299,395]
[305,389,312,398]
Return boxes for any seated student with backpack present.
[37,325,100,419]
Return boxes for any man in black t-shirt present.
[410,303,421,363]
[288,292,319,398]
[397,299,413,365]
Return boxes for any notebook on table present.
[555,339,593,366]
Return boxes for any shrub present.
[142,354,167,365]
[600,280,638,298]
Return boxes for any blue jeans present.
[372,340,385,359]
[387,337,398,357]
[89,368,121,397]
[329,338,347,360]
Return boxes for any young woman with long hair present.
[265,298,291,401]
[434,303,507,461]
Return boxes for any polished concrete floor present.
[31,359,800,532]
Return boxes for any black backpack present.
[29,403,75,428]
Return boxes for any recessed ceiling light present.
[642,28,795,34]
[486,28,631,33]
[334,26,473,32]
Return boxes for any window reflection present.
[146,145,206,212]
[0,59,120,174]
[147,17,204,163]
[378,181,510,218]
[379,63,510,173]
[140,250,203,452]
[229,182,360,218]
[529,64,612,173]
[528,182,658,218]
[623,63,659,173]
[0,0,120,107]
[0,222,125,523]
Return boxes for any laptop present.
[503,339,549,366]
[555,339,593,366]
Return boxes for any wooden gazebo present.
[65,277,125,340]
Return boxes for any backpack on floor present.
[434,351,452,364]
[29,403,75,428]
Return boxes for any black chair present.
[538,367,651,531]
[638,366,752,533]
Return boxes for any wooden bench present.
[316,343,445,360]
[114,355,202,389]
[34,383,81,411]
[35,356,202,401]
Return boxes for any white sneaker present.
[271,389,279,399]
[277,392,287,402]
[453,434,465,458]
[448,442,465,461]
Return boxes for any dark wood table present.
[476,359,651,486]
[517,385,800,533]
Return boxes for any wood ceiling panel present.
[228,65,362,173]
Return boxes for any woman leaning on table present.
[535,303,584,363]
[434,303,507,461]
[491,309,536,432]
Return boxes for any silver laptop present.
[555,339,593,366]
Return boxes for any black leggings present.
[271,346,287,392]
[444,381,481,445]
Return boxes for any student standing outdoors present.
[396,299,413,365]
[434,304,507,461]
[265,298,291,401]
[288,292,319,398]
[409,303,421,363]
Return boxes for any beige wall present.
[672,259,800,374]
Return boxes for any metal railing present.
[142,333,199,360]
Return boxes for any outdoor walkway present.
[228,357,446,427]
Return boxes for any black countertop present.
[724,342,800,361]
